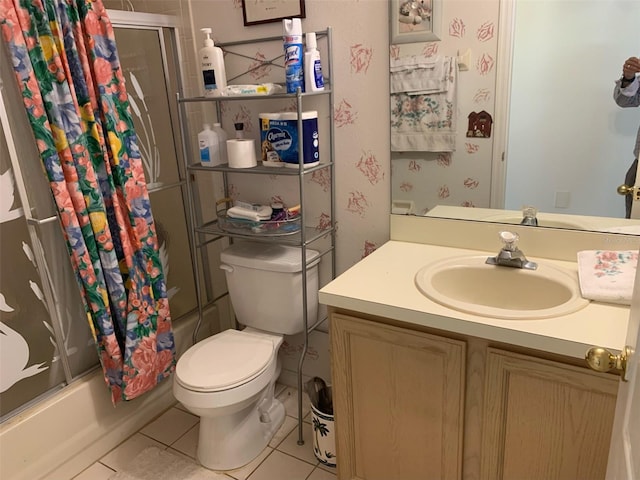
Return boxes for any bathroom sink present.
[414,256,590,320]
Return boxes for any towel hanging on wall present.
[390,56,458,152]
[390,55,447,95]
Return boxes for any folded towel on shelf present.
[227,205,272,222]
[390,56,458,152]
[577,250,639,305]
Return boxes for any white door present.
[603,256,640,479]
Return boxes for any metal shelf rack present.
[176,27,335,446]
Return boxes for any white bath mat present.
[109,447,227,480]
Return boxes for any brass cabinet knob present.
[585,346,632,381]
[618,184,634,196]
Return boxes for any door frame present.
[489,0,515,209]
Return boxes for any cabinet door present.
[331,313,466,480]
[481,348,618,480]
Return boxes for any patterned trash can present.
[311,399,336,467]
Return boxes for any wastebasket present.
[306,378,336,467]
[310,392,336,467]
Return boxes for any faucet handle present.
[498,231,519,251]
[522,205,537,218]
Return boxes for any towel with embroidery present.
[390,56,458,152]
[577,250,638,305]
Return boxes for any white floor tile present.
[268,415,297,448]
[225,446,273,480]
[171,423,199,458]
[277,387,311,421]
[307,467,337,480]
[89,388,328,480]
[164,448,238,479]
[140,406,199,446]
[72,462,115,479]
[246,451,314,480]
[99,433,166,472]
[276,421,318,466]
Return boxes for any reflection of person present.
[615,56,640,218]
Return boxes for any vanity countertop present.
[319,240,630,360]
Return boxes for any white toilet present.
[173,241,320,471]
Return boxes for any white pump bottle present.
[304,32,324,92]
[199,28,227,97]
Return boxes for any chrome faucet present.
[520,206,538,226]
[486,231,538,270]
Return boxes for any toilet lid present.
[176,330,275,391]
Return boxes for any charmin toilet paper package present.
[259,111,319,168]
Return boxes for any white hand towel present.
[390,55,446,95]
[227,205,272,221]
[577,250,638,305]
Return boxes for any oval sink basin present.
[415,256,590,320]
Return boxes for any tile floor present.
[72,385,336,480]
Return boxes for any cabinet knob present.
[585,346,632,381]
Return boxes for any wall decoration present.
[467,111,493,138]
[242,0,305,26]
[390,0,442,44]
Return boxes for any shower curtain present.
[0,0,176,403]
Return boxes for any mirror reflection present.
[390,0,640,233]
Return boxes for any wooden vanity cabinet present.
[331,312,466,480]
[329,310,619,480]
[481,348,618,480]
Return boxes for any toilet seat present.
[175,329,276,392]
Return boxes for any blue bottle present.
[283,18,304,94]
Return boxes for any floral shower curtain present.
[0,0,176,403]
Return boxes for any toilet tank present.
[220,241,321,335]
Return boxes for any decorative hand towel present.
[577,250,639,305]
[390,55,446,95]
[390,56,458,152]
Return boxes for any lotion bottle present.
[304,32,324,92]
[199,28,227,97]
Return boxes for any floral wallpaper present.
[392,0,500,216]
[100,0,502,383]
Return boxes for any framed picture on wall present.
[390,0,442,44]
[242,0,306,26]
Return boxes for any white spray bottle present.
[199,28,227,97]
[304,32,324,92]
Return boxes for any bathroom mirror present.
[390,0,640,232]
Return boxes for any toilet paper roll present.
[226,139,257,168]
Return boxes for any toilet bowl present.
[173,328,286,470]
[173,242,320,471]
